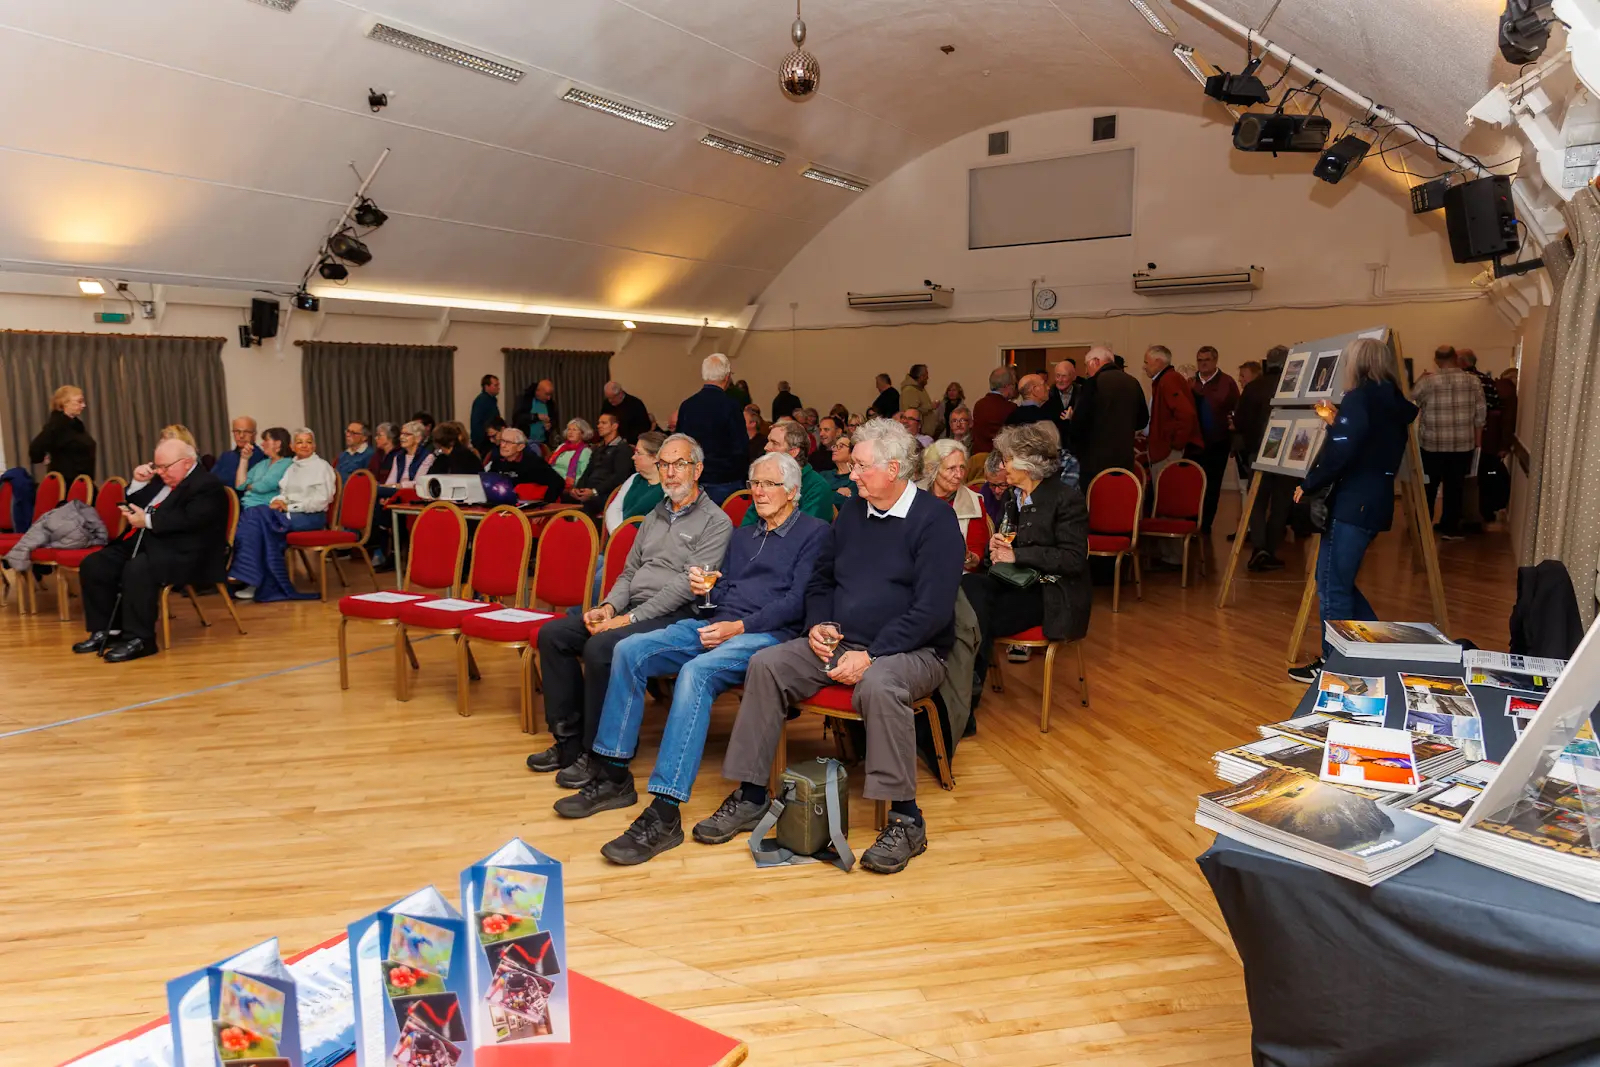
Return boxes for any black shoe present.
[600,804,684,865]
[525,746,565,773]
[692,791,768,844]
[860,813,928,874]
[555,752,598,790]
[103,636,157,663]
[553,772,637,819]
[1286,657,1324,684]
[73,632,109,654]
[1248,550,1286,572]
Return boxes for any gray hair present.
[987,366,1016,391]
[565,417,594,440]
[853,417,917,479]
[984,450,1006,476]
[1146,345,1172,365]
[1343,336,1398,390]
[498,427,527,447]
[636,430,667,455]
[662,432,705,465]
[949,404,971,421]
[771,419,809,455]
[750,451,803,493]
[701,352,731,382]
[401,420,426,440]
[917,437,969,490]
[374,421,398,443]
[292,427,315,441]
[993,422,1061,480]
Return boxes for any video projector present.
[416,474,487,504]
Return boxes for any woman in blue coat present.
[1288,337,1418,682]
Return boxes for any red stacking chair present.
[286,470,379,600]
[158,488,247,649]
[988,625,1089,734]
[603,516,642,592]
[337,501,468,698]
[392,506,533,705]
[771,685,954,830]
[1085,468,1143,613]
[0,472,65,614]
[720,490,752,527]
[37,478,127,621]
[0,478,13,533]
[458,509,599,734]
[66,474,94,505]
[1140,459,1207,588]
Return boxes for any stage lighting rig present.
[1313,133,1372,183]
[317,258,349,281]
[1233,112,1331,154]
[1500,0,1555,63]
[1204,58,1271,106]
[327,230,373,266]
[353,197,388,228]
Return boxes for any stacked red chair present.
[66,474,94,505]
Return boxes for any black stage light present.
[1204,58,1271,107]
[353,198,388,228]
[318,258,349,281]
[293,291,320,312]
[1499,0,1553,64]
[1314,134,1372,184]
[327,231,372,266]
[1233,113,1331,154]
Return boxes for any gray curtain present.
[504,348,610,432]
[300,341,454,456]
[1520,188,1600,626]
[0,330,227,481]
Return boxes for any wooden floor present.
[0,496,1519,1067]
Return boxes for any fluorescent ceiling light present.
[700,132,786,167]
[306,287,734,329]
[1172,43,1207,85]
[1126,0,1174,35]
[247,0,298,10]
[622,320,637,329]
[801,166,869,192]
[78,279,105,295]
[367,22,525,83]
[560,87,675,130]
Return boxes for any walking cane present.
[96,511,147,657]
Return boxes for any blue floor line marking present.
[0,636,437,741]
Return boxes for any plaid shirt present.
[1413,367,1486,452]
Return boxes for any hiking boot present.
[600,804,684,865]
[553,772,637,819]
[1286,657,1324,684]
[525,746,564,773]
[692,790,768,844]
[555,752,597,789]
[860,813,928,874]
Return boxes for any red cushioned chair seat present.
[1001,626,1048,643]
[799,684,857,713]
[1088,533,1133,552]
[0,534,20,553]
[286,529,359,547]
[397,599,492,629]
[1141,517,1197,535]
[460,611,558,643]
[339,593,431,620]
[36,547,103,567]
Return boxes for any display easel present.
[1212,327,1448,663]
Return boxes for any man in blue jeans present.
[553,451,830,866]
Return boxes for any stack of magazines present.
[1258,712,1468,779]
[1325,620,1462,663]
[1437,760,1600,902]
[1394,762,1501,827]
[1196,769,1439,885]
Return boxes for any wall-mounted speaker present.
[1442,176,1519,263]
[250,297,280,340]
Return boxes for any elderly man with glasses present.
[527,433,733,783]
[211,415,263,487]
[337,421,375,480]
[553,451,831,865]
[740,419,836,525]
[698,418,965,875]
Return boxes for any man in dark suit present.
[74,439,230,663]
[1040,359,1081,432]
[1072,346,1148,486]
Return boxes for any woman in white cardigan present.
[229,428,338,602]
[918,437,988,572]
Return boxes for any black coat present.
[1073,367,1147,480]
[123,468,231,586]
[571,438,634,512]
[1008,477,1091,642]
[871,386,901,418]
[488,450,565,500]
[511,384,558,440]
[601,393,652,444]
[29,410,97,485]
[1300,380,1417,533]
[771,390,802,422]
[430,446,484,476]
[1234,367,1281,457]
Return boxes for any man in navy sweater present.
[702,418,964,874]
[675,352,748,504]
[552,451,831,865]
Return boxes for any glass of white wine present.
[688,564,722,610]
[816,620,843,668]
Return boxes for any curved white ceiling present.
[0,0,1516,319]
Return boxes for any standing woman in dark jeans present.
[1287,337,1418,683]
[29,385,96,486]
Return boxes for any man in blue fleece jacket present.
[701,417,964,874]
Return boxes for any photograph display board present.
[1254,324,1391,477]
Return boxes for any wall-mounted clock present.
[1035,288,1058,312]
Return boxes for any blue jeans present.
[1317,519,1378,657]
[591,618,779,801]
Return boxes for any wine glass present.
[688,565,721,610]
[816,620,843,668]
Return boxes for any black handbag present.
[988,561,1041,588]
[1304,484,1333,534]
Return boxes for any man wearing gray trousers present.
[695,418,964,874]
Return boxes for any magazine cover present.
[1328,620,1452,647]
[1226,736,1327,779]
[1321,723,1421,793]
[1472,762,1600,859]
[1400,673,1484,760]
[1314,672,1387,722]
[169,939,303,1067]
[349,887,473,1067]
[1405,764,1499,825]
[460,839,570,1047]
[1204,769,1433,858]
[1465,650,1565,693]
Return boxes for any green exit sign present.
[1031,318,1059,333]
[94,311,132,324]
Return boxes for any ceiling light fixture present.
[801,165,868,192]
[560,87,675,130]
[700,132,787,167]
[366,22,525,83]
[304,287,737,330]
[1172,43,1207,85]
[779,0,821,101]
[77,279,105,295]
[1125,0,1174,36]
[327,231,373,266]
[247,0,299,10]
[317,258,350,282]
[622,320,638,330]
[353,198,388,228]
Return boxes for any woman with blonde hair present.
[28,385,96,486]
[931,381,966,439]
[159,424,197,447]
[918,438,987,571]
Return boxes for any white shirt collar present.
[866,480,917,519]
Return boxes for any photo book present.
[350,886,473,1067]
[1325,620,1461,663]
[1320,722,1422,794]
[460,838,570,1046]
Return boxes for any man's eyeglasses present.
[748,479,785,492]
[656,459,697,473]
[231,429,254,437]
[849,460,883,473]
[345,428,366,436]
[150,460,185,473]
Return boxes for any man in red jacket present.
[1143,345,1204,568]
[970,366,1018,455]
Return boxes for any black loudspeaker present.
[1443,176,1518,263]
[250,298,280,340]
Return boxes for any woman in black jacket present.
[29,385,96,486]
[428,420,484,475]
[1288,337,1419,682]
[961,421,1091,707]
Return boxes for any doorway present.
[1003,345,1092,377]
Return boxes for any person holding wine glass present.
[556,452,831,865]
[706,417,966,875]
[960,422,1090,709]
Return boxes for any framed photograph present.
[1303,351,1342,400]
[1274,352,1309,401]
[1257,417,1292,466]
[1280,417,1325,473]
